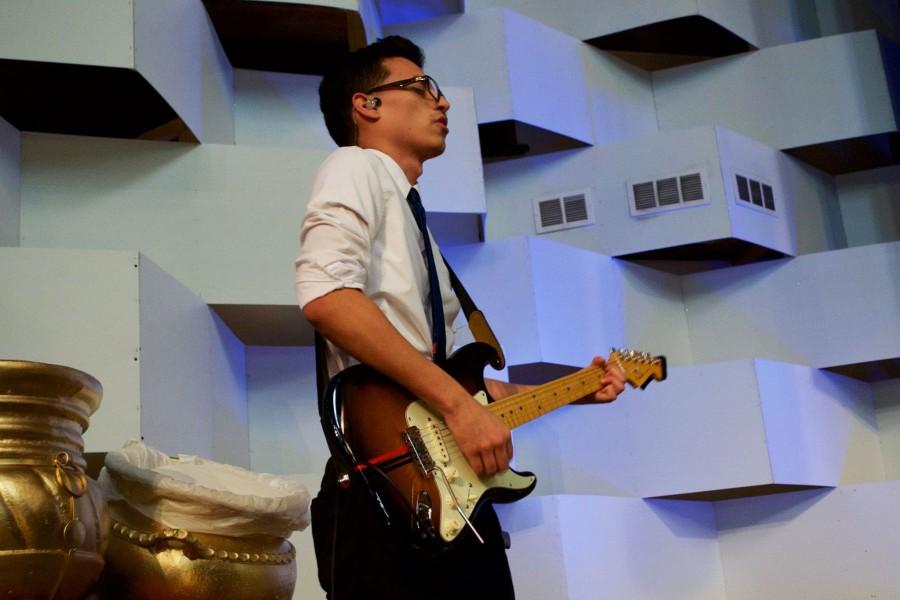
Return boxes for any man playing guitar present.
[295,35,626,599]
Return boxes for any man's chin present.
[423,142,447,162]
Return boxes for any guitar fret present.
[490,368,603,429]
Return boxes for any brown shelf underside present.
[585,15,756,71]
[202,0,366,75]
[651,483,828,502]
[0,59,189,141]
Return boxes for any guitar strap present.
[313,254,506,402]
[440,254,506,370]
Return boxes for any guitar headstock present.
[609,349,667,390]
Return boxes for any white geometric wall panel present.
[683,242,900,370]
[497,495,726,600]
[874,379,900,479]
[466,0,821,50]
[715,482,900,600]
[0,0,234,142]
[836,164,900,247]
[0,248,248,466]
[234,72,487,214]
[445,237,696,369]
[815,0,900,41]
[483,125,842,260]
[653,30,898,173]
[443,236,627,368]
[387,8,593,158]
[245,346,326,600]
[510,359,882,499]
[580,43,658,146]
[19,134,329,306]
[0,115,19,246]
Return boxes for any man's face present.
[372,57,450,161]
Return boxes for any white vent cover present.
[628,170,710,216]
[734,173,777,215]
[533,190,594,234]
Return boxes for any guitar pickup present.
[403,426,435,477]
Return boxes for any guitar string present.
[419,371,598,443]
[412,361,650,469]
[398,361,654,487]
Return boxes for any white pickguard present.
[405,391,536,542]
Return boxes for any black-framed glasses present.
[365,75,444,102]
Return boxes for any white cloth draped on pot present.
[99,440,311,538]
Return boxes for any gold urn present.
[0,360,108,600]
[100,501,297,600]
[97,442,310,600]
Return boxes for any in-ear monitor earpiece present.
[365,97,381,109]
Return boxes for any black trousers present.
[311,459,516,600]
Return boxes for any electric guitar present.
[319,342,666,550]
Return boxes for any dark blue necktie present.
[406,188,447,364]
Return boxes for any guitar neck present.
[485,366,604,429]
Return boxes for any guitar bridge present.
[403,426,435,477]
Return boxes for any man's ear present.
[352,92,380,121]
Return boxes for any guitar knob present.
[444,467,459,482]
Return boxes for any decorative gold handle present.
[111,520,296,565]
[54,451,88,498]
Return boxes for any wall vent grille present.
[735,173,777,214]
[628,170,710,216]
[533,190,594,234]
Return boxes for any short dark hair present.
[319,35,425,147]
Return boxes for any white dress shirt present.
[295,146,461,377]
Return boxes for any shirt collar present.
[366,148,416,198]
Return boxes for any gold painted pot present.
[99,500,297,600]
[0,360,108,600]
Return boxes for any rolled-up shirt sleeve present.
[295,148,385,309]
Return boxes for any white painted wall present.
[511,359,881,499]
[874,378,900,479]
[698,0,821,48]
[386,11,512,122]
[0,248,249,462]
[618,260,693,367]
[411,123,845,260]
[717,127,795,254]
[756,361,883,485]
[387,9,592,144]
[580,44,658,146]
[815,0,900,40]
[133,0,235,143]
[836,164,900,247]
[716,126,846,255]
[20,133,329,305]
[683,242,900,369]
[483,126,732,256]
[503,9,592,145]
[444,237,625,367]
[716,482,900,600]
[465,0,818,47]
[138,255,249,467]
[0,116,19,247]
[654,31,897,150]
[234,70,335,150]
[0,248,141,453]
[234,72,485,213]
[245,346,326,600]
[0,0,135,68]
[499,495,726,600]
